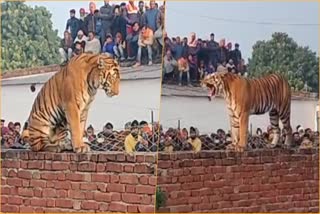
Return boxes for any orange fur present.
[201,70,292,152]
[23,53,120,153]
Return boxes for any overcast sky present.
[165,1,319,61]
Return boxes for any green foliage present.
[1,1,61,71]
[248,32,319,92]
[156,187,166,210]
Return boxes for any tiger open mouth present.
[206,84,216,101]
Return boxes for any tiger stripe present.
[21,53,120,153]
[201,70,292,152]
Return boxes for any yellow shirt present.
[187,137,202,153]
[124,134,143,153]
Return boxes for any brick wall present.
[1,150,156,213]
[157,149,319,213]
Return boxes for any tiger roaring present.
[201,70,292,152]
[21,53,120,153]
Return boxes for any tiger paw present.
[74,143,91,153]
[234,145,245,153]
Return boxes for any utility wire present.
[169,8,320,27]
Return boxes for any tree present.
[248,32,319,92]
[1,1,61,71]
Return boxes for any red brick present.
[2,204,19,212]
[7,178,22,187]
[124,165,134,172]
[96,163,106,172]
[30,180,46,188]
[78,162,96,172]
[97,183,107,192]
[126,185,136,193]
[85,192,94,200]
[120,174,138,184]
[99,203,109,211]
[27,161,44,169]
[128,205,139,213]
[55,181,71,190]
[138,205,154,213]
[111,192,121,201]
[91,174,110,182]
[170,205,193,212]
[41,172,57,180]
[1,186,10,195]
[80,183,97,190]
[30,199,47,207]
[42,188,57,197]
[139,175,149,185]
[182,182,203,190]
[55,199,74,209]
[7,169,17,177]
[81,201,99,210]
[110,174,119,183]
[149,177,157,186]
[134,164,150,173]
[52,162,69,170]
[68,190,86,199]
[18,188,33,197]
[22,180,30,187]
[19,206,34,213]
[34,188,42,197]
[107,184,125,193]
[8,196,23,205]
[1,196,8,204]
[94,192,112,202]
[122,193,141,203]
[3,160,20,168]
[141,195,152,204]
[145,154,156,163]
[57,190,67,198]
[109,202,127,212]
[106,163,122,172]
[136,185,155,195]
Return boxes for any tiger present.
[21,53,120,153]
[201,69,292,152]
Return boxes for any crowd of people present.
[0,118,159,153]
[158,125,319,152]
[162,32,247,86]
[60,0,164,67]
[2,117,317,153]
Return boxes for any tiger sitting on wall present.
[201,69,292,152]
[21,53,120,153]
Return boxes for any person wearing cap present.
[98,122,115,139]
[79,8,87,35]
[124,120,148,154]
[66,9,80,41]
[232,43,242,70]
[186,126,202,153]
[99,0,114,45]
[208,33,219,69]
[73,30,88,45]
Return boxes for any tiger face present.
[98,58,120,97]
[201,72,225,101]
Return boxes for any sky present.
[165,1,319,61]
[24,1,318,61]
[25,1,164,37]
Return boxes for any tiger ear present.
[97,57,105,69]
